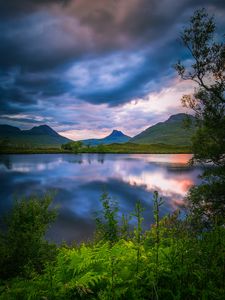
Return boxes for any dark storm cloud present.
[2,0,225,72]
[0,0,70,18]
[0,0,185,71]
[0,86,36,114]
[0,0,225,129]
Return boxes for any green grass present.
[86,142,191,153]
[64,142,192,154]
[131,114,196,146]
[0,142,191,154]
[0,147,69,154]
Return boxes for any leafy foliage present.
[175,8,225,224]
[61,141,83,152]
[0,194,57,279]
[95,191,119,244]
[175,8,225,166]
[0,192,224,300]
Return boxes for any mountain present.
[0,124,72,148]
[130,113,196,146]
[0,125,21,135]
[82,130,131,146]
[23,125,59,137]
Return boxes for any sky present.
[0,0,225,140]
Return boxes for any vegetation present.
[175,8,225,224]
[0,135,68,148]
[61,141,191,154]
[61,141,83,152]
[0,142,191,154]
[0,113,196,153]
[130,113,196,146]
[0,194,57,280]
[0,191,224,299]
[0,147,70,154]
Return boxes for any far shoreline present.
[0,148,192,155]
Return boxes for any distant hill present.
[130,113,196,146]
[0,124,72,148]
[82,130,131,146]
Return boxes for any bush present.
[0,194,57,279]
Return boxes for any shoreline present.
[0,143,192,155]
[0,149,192,155]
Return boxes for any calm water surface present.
[0,154,202,243]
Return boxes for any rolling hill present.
[0,124,72,148]
[82,130,131,146]
[130,113,196,146]
[0,113,196,150]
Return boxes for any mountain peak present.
[28,124,59,136]
[167,113,193,122]
[0,124,72,147]
[38,125,51,129]
[82,129,131,145]
[110,130,124,137]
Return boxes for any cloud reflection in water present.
[0,154,202,243]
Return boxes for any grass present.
[0,147,69,154]
[0,143,191,154]
[82,142,192,154]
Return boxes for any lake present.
[0,153,202,244]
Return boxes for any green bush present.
[0,194,57,279]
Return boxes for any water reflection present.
[0,154,202,243]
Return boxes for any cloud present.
[0,0,70,19]
[0,0,225,134]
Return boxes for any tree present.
[0,194,57,279]
[175,8,225,224]
[0,137,11,148]
[62,141,83,152]
[72,141,83,152]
